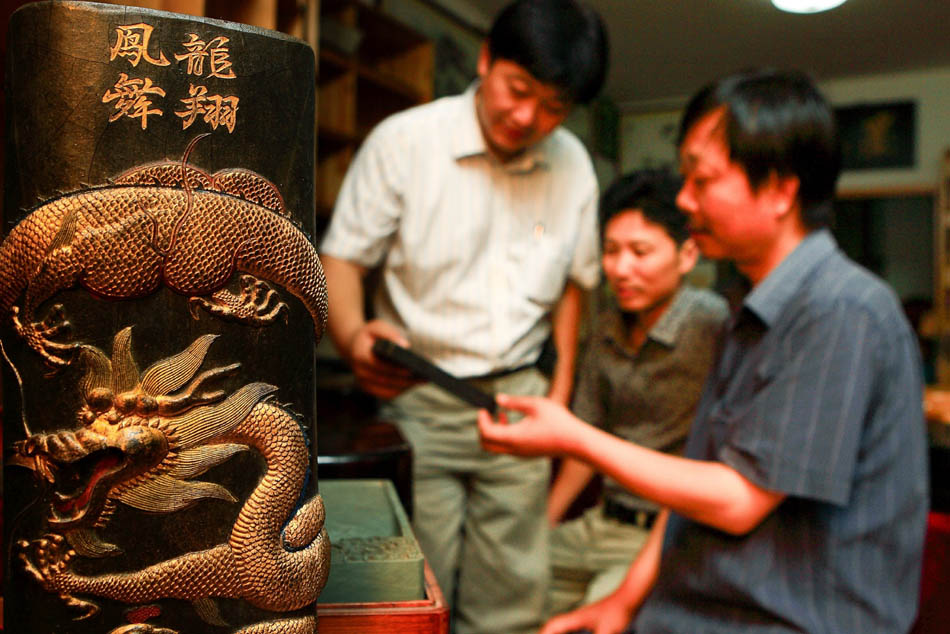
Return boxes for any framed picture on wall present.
[835,101,916,170]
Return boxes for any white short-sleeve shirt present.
[320,84,600,377]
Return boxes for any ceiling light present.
[771,0,847,14]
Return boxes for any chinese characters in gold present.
[175,34,237,79]
[101,73,166,129]
[109,23,170,67]
[102,24,241,132]
[175,84,240,133]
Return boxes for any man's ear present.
[677,237,700,275]
[768,171,801,219]
[477,42,492,79]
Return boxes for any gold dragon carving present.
[15,328,330,633]
[0,135,328,368]
[2,139,331,632]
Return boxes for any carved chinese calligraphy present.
[4,2,324,633]
[102,73,167,128]
[104,21,240,131]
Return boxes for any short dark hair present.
[487,0,608,105]
[600,169,688,245]
[677,68,841,229]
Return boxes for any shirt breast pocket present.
[708,355,778,452]
[516,235,571,306]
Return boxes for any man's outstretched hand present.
[477,393,584,458]
[538,588,637,634]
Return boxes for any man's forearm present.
[547,281,584,404]
[547,457,596,525]
[320,254,368,357]
[569,421,784,535]
[612,509,668,612]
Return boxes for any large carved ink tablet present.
[2,2,328,632]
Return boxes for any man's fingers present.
[477,409,516,454]
[476,409,493,432]
[364,321,409,347]
[539,612,589,634]
[367,360,415,381]
[495,392,534,412]
[356,370,413,392]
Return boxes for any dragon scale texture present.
[0,161,328,365]
[2,153,333,632]
[30,399,330,611]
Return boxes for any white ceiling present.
[472,0,950,111]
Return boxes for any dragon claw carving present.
[18,533,73,586]
[18,533,100,619]
[11,303,77,368]
[188,275,289,326]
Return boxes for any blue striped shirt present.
[635,229,929,633]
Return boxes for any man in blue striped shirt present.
[479,68,928,633]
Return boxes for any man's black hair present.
[487,0,608,105]
[677,68,841,229]
[599,169,688,245]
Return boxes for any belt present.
[462,362,536,382]
[603,499,658,529]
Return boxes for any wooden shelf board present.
[356,65,427,104]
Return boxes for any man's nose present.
[676,185,696,214]
[511,99,538,128]
[614,250,637,275]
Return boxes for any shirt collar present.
[602,286,696,351]
[451,81,550,172]
[650,287,698,347]
[742,228,837,327]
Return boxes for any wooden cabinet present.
[317,0,433,219]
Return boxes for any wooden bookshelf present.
[317,0,433,219]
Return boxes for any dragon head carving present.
[14,328,255,537]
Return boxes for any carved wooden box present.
[317,479,425,604]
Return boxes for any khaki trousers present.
[382,369,551,634]
[546,503,651,619]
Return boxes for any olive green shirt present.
[571,285,729,512]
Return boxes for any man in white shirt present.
[319,1,608,632]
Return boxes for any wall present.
[828,67,950,193]
[618,67,950,303]
[620,66,950,195]
[834,195,934,301]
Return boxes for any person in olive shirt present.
[545,169,728,618]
